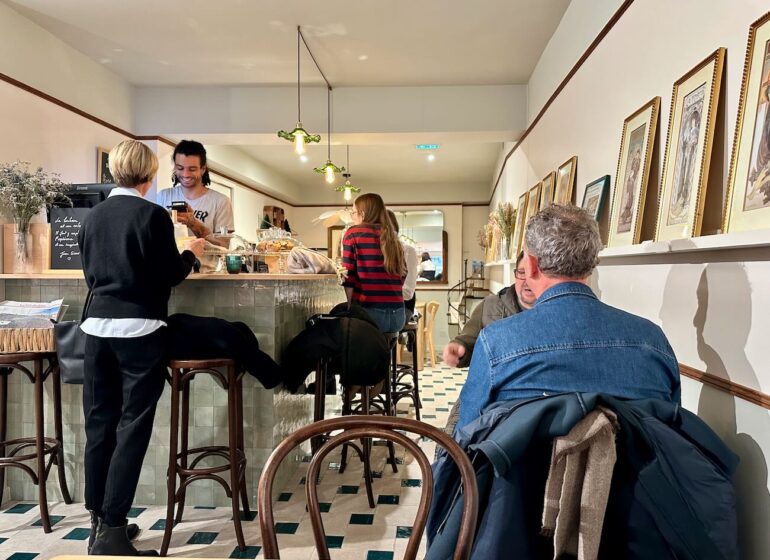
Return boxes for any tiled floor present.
[0,364,466,559]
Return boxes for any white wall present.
[0,2,134,131]
[492,2,770,557]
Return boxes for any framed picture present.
[607,97,661,247]
[96,147,114,183]
[555,156,577,205]
[540,172,556,208]
[327,225,345,260]
[525,182,542,224]
[512,192,529,256]
[723,12,770,233]
[655,48,725,241]
[581,175,611,220]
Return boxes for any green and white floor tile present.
[0,364,466,559]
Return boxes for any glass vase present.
[14,224,30,271]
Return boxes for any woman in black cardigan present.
[78,140,204,556]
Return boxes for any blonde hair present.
[354,194,406,277]
[109,140,159,188]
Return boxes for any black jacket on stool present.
[282,302,390,393]
[166,313,283,389]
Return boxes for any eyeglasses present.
[514,268,526,280]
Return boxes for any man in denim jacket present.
[457,205,680,431]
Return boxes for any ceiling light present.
[427,154,436,161]
[358,55,368,61]
[299,155,308,163]
[335,147,361,202]
[314,88,344,183]
[277,27,320,155]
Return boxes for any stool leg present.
[411,332,422,420]
[385,359,398,474]
[0,370,7,507]
[236,376,250,516]
[174,378,190,524]
[51,362,72,504]
[33,359,51,533]
[339,389,350,474]
[360,390,375,509]
[311,360,326,456]
[228,366,246,551]
[161,369,180,557]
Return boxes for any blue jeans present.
[364,305,406,334]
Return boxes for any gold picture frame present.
[555,156,577,205]
[655,48,725,241]
[540,172,556,208]
[723,11,770,233]
[608,97,661,247]
[96,147,113,184]
[526,182,542,224]
[512,192,529,256]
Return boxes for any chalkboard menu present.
[50,207,90,269]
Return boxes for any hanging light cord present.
[327,88,331,159]
[297,28,301,121]
[298,26,332,90]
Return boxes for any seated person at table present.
[457,204,681,431]
[442,251,536,368]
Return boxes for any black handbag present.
[54,290,91,385]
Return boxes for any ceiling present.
[5,0,570,87]
[237,142,502,186]
[5,0,569,201]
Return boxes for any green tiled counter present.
[0,274,345,507]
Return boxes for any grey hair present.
[524,204,602,278]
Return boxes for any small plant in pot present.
[0,161,70,270]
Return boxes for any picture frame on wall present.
[581,175,611,221]
[512,192,529,256]
[525,182,542,225]
[723,12,770,234]
[96,147,114,184]
[554,156,577,205]
[607,97,661,247]
[540,172,556,208]
[327,225,345,260]
[655,48,725,241]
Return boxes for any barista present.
[156,140,234,248]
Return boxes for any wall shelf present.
[599,229,770,260]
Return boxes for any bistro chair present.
[423,301,440,368]
[258,415,479,560]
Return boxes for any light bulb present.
[294,133,305,155]
[325,165,335,184]
[344,187,352,201]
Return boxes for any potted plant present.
[0,161,70,272]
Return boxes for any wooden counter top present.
[0,272,338,281]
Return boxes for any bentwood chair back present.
[257,416,479,560]
[423,301,440,368]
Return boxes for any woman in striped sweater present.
[342,193,407,333]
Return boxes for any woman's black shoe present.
[89,522,157,556]
[88,511,140,553]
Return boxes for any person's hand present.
[184,237,205,258]
[442,342,465,367]
[175,203,196,226]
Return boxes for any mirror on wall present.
[394,210,447,285]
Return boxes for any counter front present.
[0,273,345,506]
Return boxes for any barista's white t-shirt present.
[156,186,234,236]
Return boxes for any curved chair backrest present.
[258,416,479,560]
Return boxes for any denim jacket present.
[457,282,681,430]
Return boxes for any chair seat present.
[167,358,235,369]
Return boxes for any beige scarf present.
[541,407,619,560]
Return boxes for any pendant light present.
[314,87,344,183]
[277,27,320,154]
[335,145,360,201]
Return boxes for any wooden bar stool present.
[392,321,421,420]
[0,352,72,533]
[161,358,249,556]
